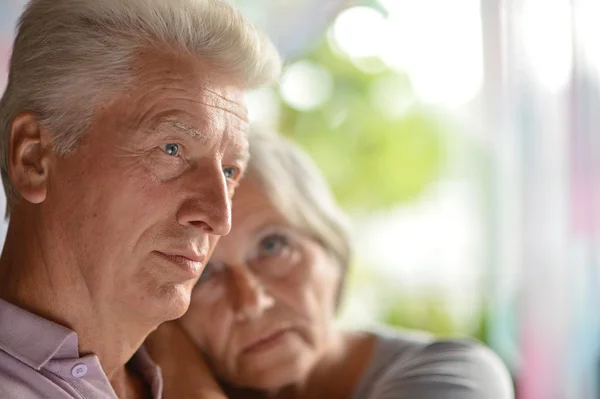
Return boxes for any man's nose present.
[229,267,274,322]
[176,163,231,236]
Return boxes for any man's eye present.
[223,166,238,180]
[160,143,180,156]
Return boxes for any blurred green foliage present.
[342,264,488,341]
[382,294,490,343]
[277,41,447,210]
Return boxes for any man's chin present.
[146,282,194,322]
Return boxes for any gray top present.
[351,328,514,399]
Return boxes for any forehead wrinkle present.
[201,87,248,123]
[148,94,247,127]
[196,100,248,124]
[129,84,245,131]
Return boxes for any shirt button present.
[71,363,88,378]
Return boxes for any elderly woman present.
[150,130,514,399]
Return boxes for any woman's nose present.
[229,268,274,322]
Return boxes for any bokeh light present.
[332,6,386,59]
[331,1,483,107]
[279,61,334,111]
[574,0,600,82]
[246,87,281,127]
[520,0,573,92]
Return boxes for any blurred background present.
[1,0,599,398]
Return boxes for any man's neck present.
[0,213,154,395]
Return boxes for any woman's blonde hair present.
[247,129,352,308]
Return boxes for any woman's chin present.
[229,356,313,392]
[231,334,314,389]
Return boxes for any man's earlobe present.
[8,113,52,205]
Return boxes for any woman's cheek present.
[203,282,226,304]
[186,284,230,349]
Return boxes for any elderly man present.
[0,0,280,397]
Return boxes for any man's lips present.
[154,250,206,278]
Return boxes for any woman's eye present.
[251,232,301,278]
[258,234,289,257]
[223,166,238,180]
[160,143,180,156]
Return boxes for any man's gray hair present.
[0,0,282,214]
[247,128,352,309]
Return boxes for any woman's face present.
[179,176,342,390]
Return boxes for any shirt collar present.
[0,298,79,370]
[131,345,164,398]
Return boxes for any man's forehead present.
[131,49,249,122]
[200,85,249,123]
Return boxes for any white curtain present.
[483,0,600,398]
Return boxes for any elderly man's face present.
[44,51,249,322]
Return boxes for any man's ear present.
[8,112,53,204]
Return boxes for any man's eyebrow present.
[151,118,210,144]
[150,117,250,162]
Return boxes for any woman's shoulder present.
[351,326,514,399]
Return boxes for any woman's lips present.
[242,328,291,354]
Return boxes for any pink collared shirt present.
[0,298,163,398]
